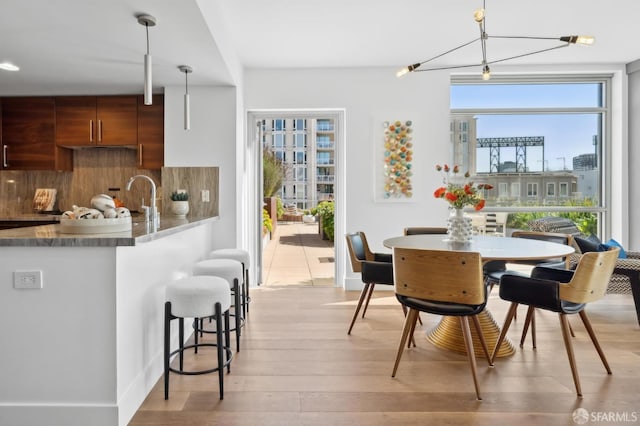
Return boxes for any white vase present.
[170,200,189,218]
[446,208,473,243]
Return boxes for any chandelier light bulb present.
[396,63,421,78]
[396,67,410,78]
[482,65,491,80]
[473,8,485,23]
[576,35,595,45]
[0,62,19,71]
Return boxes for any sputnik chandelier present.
[397,0,594,80]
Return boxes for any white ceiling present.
[1,0,639,96]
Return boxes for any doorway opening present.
[247,110,345,288]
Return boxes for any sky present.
[451,83,602,172]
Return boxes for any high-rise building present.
[262,117,335,210]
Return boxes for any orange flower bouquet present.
[433,164,492,211]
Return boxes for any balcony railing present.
[316,159,334,165]
[316,175,335,182]
[316,141,334,149]
[316,123,334,132]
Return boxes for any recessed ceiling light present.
[0,62,20,71]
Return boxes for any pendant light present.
[137,14,157,105]
[178,65,193,130]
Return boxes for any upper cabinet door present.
[96,96,137,146]
[55,96,98,147]
[2,97,72,171]
[56,96,137,147]
[137,94,164,169]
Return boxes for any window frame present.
[450,74,611,236]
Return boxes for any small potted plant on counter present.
[170,191,189,217]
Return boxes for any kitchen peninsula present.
[0,215,219,426]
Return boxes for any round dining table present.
[383,234,575,357]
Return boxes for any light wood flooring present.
[130,287,640,426]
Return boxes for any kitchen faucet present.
[126,175,159,230]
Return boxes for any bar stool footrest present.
[169,343,233,375]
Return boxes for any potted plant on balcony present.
[170,191,189,218]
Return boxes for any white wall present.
[244,64,632,286]
[164,85,238,248]
[627,60,640,250]
[245,67,452,289]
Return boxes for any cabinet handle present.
[139,144,143,167]
[2,145,7,168]
[89,120,93,142]
[98,120,103,142]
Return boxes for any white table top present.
[383,234,575,262]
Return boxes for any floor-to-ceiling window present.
[450,75,611,236]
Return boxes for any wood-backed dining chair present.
[391,247,492,400]
[501,231,576,347]
[491,248,619,396]
[401,227,448,327]
[345,232,394,334]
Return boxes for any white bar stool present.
[193,258,244,352]
[164,276,233,400]
[207,249,251,318]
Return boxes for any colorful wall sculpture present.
[383,120,413,199]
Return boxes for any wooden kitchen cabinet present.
[56,96,137,147]
[1,97,73,171]
[136,94,164,169]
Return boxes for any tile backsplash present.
[0,149,219,218]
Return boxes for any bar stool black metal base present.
[164,301,232,400]
[195,278,244,352]
[168,343,233,375]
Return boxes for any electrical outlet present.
[14,270,43,289]
[202,190,210,202]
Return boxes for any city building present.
[262,117,335,210]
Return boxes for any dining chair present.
[403,226,448,236]
[400,227,448,328]
[484,212,508,236]
[491,248,619,396]
[345,232,394,334]
[502,231,576,347]
[391,247,492,400]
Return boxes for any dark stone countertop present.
[0,215,219,247]
[0,214,61,222]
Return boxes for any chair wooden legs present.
[361,283,376,318]
[491,302,518,364]
[393,311,486,400]
[559,313,583,397]
[392,309,418,377]
[347,283,371,334]
[520,306,536,348]
[401,305,417,348]
[521,307,575,348]
[578,310,612,374]
[471,315,493,366]
[460,316,482,400]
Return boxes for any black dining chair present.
[345,232,394,334]
[491,248,619,396]
[391,247,492,400]
[403,226,448,236]
[484,231,575,344]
